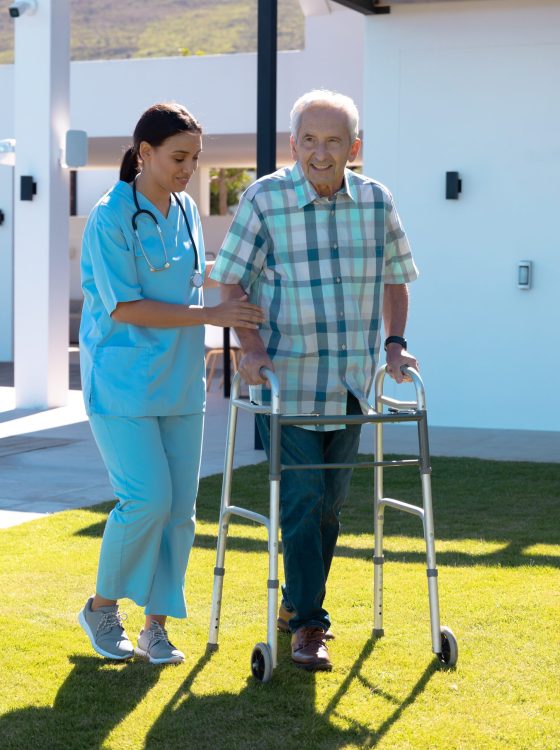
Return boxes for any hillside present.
[0,0,305,65]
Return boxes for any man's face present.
[290,105,361,198]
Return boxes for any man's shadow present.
[0,655,160,750]
[144,635,440,750]
[1,639,441,749]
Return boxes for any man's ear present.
[290,135,297,160]
[349,137,362,162]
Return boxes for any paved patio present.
[1,366,559,529]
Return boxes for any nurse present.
[78,102,263,664]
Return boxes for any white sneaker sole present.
[78,609,134,661]
[135,646,185,665]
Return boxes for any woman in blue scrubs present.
[78,102,263,664]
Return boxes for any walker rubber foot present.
[372,628,385,638]
[206,642,219,654]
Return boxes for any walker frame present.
[207,365,458,682]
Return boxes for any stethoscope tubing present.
[131,176,202,286]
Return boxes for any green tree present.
[210,168,252,215]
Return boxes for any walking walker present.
[207,366,458,683]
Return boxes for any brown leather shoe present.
[278,604,335,640]
[291,627,332,671]
[277,603,295,634]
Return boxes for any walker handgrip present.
[400,365,421,380]
[259,367,281,412]
[259,366,280,394]
[375,364,426,411]
[259,366,275,383]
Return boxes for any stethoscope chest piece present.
[191,271,204,288]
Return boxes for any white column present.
[0,166,14,361]
[186,165,210,217]
[13,0,70,407]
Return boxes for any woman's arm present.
[111,296,264,329]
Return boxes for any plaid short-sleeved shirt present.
[210,161,419,429]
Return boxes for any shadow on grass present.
[0,655,161,750]
[191,532,559,568]
[72,519,560,569]
[0,636,440,749]
[320,637,440,749]
[74,452,560,569]
[143,635,439,750]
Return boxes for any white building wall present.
[0,167,14,360]
[0,5,363,141]
[363,0,560,432]
[0,66,14,137]
[68,5,362,139]
[0,4,363,368]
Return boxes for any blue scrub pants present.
[255,392,363,633]
[89,413,204,619]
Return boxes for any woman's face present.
[139,131,202,194]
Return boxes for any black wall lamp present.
[20,175,37,201]
[0,209,5,225]
[446,171,462,200]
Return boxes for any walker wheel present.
[437,626,458,667]
[251,642,273,683]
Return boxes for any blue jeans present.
[255,393,362,632]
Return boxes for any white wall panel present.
[364,0,560,430]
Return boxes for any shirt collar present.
[290,161,358,208]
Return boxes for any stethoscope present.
[131,176,203,288]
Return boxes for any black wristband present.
[384,335,407,351]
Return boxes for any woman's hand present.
[206,295,265,329]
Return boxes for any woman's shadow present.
[1,655,160,750]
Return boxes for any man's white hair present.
[290,89,360,141]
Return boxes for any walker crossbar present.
[280,413,422,426]
[207,364,458,682]
[221,506,270,529]
[281,460,419,471]
[378,497,425,520]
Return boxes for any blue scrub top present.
[79,180,206,417]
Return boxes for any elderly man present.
[211,90,419,671]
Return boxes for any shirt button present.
[333,243,338,250]
[339,311,344,317]
[336,277,341,283]
[341,344,346,351]
[340,390,345,396]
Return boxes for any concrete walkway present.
[1,382,559,530]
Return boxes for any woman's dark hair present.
[119,102,203,183]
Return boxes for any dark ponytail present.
[119,102,203,183]
[119,146,140,183]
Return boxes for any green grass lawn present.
[1,456,559,749]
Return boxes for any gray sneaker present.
[136,622,185,665]
[78,596,134,660]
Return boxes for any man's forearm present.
[383,283,409,336]
[220,283,267,354]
